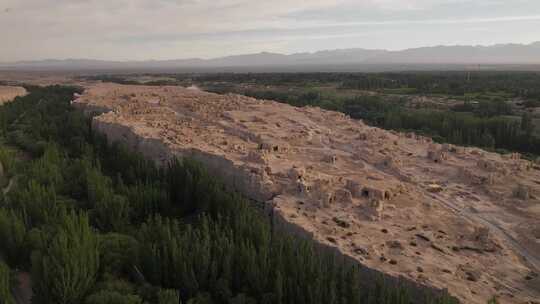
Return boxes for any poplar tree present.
[0,260,15,304]
[31,211,99,304]
[0,208,27,266]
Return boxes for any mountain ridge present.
[1,42,539,71]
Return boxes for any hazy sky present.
[1,0,540,61]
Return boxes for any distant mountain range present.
[2,42,540,71]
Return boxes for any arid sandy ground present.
[0,71,92,87]
[0,86,27,104]
[74,83,540,304]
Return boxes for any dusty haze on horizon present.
[1,0,540,62]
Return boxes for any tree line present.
[165,72,540,100]
[88,71,540,101]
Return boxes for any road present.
[432,193,540,272]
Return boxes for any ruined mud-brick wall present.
[91,117,275,203]
[77,101,456,304]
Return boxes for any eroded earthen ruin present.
[74,83,540,304]
[0,86,26,104]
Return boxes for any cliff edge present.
[73,83,540,304]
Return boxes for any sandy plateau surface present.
[75,83,540,304]
[0,71,79,86]
[0,86,26,103]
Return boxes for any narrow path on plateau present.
[432,193,540,272]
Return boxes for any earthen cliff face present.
[74,83,540,304]
[0,86,26,104]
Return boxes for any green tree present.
[0,260,15,304]
[13,180,63,228]
[480,132,495,148]
[84,290,142,304]
[521,112,534,137]
[158,289,181,304]
[86,167,130,231]
[31,211,99,304]
[98,233,139,276]
[0,208,27,266]
[186,293,213,304]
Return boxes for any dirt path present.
[12,272,32,304]
[432,193,540,272]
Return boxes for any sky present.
[1,0,540,61]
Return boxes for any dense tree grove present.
[176,71,540,100]
[379,110,537,152]
[345,98,540,155]
[338,72,540,100]
[0,87,461,303]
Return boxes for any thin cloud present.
[0,0,539,61]
[284,15,540,30]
